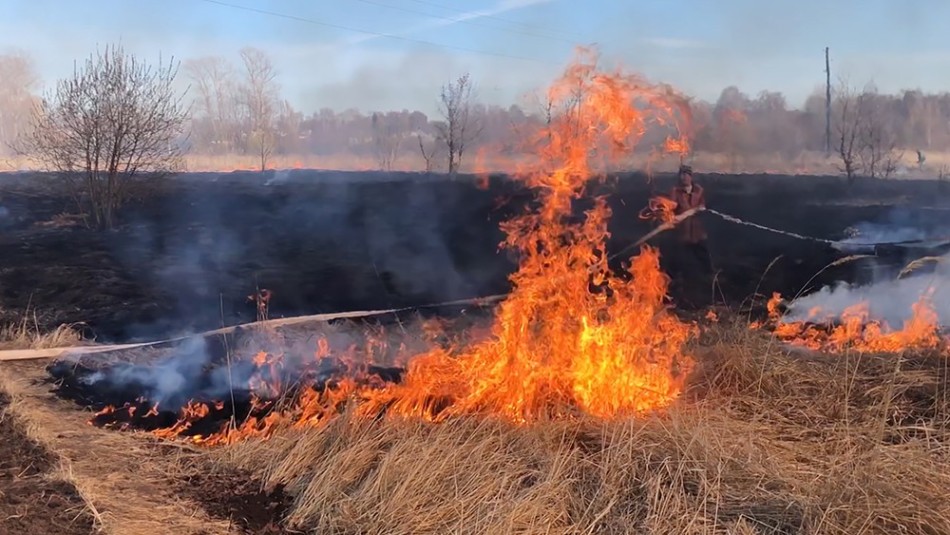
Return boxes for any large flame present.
[92,48,698,443]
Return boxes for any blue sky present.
[3,0,949,115]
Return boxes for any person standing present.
[669,164,714,305]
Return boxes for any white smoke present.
[833,220,937,254]
[785,253,950,328]
[787,207,950,329]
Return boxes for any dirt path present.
[0,360,237,535]
[0,393,95,535]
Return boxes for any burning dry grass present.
[216,319,950,535]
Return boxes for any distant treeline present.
[1,48,946,174]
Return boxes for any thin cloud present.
[337,0,556,47]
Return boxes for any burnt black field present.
[2,169,950,343]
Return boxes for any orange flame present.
[350,47,697,422]
[756,291,945,353]
[639,195,678,225]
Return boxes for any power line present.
[351,0,577,46]
[197,0,559,65]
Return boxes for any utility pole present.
[825,47,831,156]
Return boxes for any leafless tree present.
[371,112,402,171]
[833,81,902,182]
[833,82,862,182]
[435,73,481,174]
[417,134,441,173]
[239,47,279,171]
[856,87,901,179]
[183,56,238,153]
[0,50,41,155]
[17,44,188,229]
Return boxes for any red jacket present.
[670,184,707,243]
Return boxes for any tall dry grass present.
[222,318,950,534]
[0,317,82,351]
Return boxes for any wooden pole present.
[825,47,832,156]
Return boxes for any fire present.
[88,47,698,444]
[343,47,696,423]
[757,292,945,353]
[639,195,678,225]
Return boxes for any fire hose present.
[1,206,947,362]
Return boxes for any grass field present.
[1,166,949,534]
[3,313,948,534]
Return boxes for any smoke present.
[786,208,950,328]
[833,208,944,253]
[784,259,950,328]
[102,170,502,342]
[66,313,458,411]
[78,336,221,408]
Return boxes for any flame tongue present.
[355,47,696,422]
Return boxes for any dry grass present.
[0,316,83,350]
[221,318,950,535]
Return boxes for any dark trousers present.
[669,240,715,307]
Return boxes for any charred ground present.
[2,170,949,342]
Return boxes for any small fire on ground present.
[752,292,946,353]
[60,47,700,447]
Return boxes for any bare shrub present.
[18,44,188,229]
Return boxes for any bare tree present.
[833,81,902,182]
[833,82,862,182]
[239,47,279,171]
[0,51,41,155]
[183,56,238,153]
[371,112,402,171]
[417,133,439,172]
[435,73,480,174]
[18,44,188,229]
[856,88,901,179]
